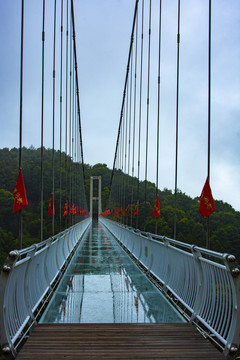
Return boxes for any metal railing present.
[0,218,91,357]
[100,218,240,357]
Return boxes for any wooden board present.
[16,323,224,359]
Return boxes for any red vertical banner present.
[153,194,160,218]
[63,201,68,216]
[199,178,215,218]
[133,201,139,216]
[47,193,55,217]
[13,169,28,213]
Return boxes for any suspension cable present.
[136,0,144,229]
[144,0,152,230]
[59,0,63,230]
[130,9,138,227]
[19,0,25,248]
[207,0,212,249]
[65,0,69,227]
[155,0,162,234]
[40,0,45,242]
[109,0,139,193]
[174,0,181,240]
[52,0,57,235]
[69,13,72,220]
[71,0,87,196]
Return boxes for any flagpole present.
[18,0,24,250]
[207,0,211,249]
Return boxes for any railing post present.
[0,251,20,356]
[223,255,240,357]
[189,245,204,323]
[24,245,38,325]
[162,236,170,292]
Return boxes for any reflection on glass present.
[40,221,185,324]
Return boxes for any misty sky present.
[0,0,240,211]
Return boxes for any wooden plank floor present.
[16,323,224,360]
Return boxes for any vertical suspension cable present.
[109,0,139,193]
[52,0,57,235]
[69,15,72,222]
[144,0,152,230]
[71,0,87,206]
[65,0,69,227]
[124,82,129,223]
[40,0,45,242]
[131,10,138,227]
[59,0,63,230]
[136,0,144,229]
[75,91,77,220]
[174,0,181,240]
[72,56,75,225]
[19,0,25,248]
[155,0,162,234]
[128,54,133,179]
[207,0,212,249]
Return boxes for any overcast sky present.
[0,0,240,211]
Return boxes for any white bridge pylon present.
[90,176,102,217]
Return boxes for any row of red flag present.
[13,169,215,220]
[13,169,88,217]
[48,196,89,217]
[100,178,215,219]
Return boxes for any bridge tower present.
[90,176,102,219]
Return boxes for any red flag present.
[70,204,74,214]
[47,193,55,217]
[74,205,78,215]
[153,194,160,218]
[119,206,122,215]
[63,201,68,216]
[199,178,215,218]
[13,169,28,213]
[115,208,118,217]
[133,201,139,216]
[124,204,129,216]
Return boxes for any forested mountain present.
[0,147,239,266]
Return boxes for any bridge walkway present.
[16,221,224,359]
[16,323,224,359]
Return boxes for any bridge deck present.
[16,323,224,359]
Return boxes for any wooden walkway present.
[16,323,224,360]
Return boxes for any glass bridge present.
[40,220,185,324]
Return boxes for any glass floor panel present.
[40,220,185,324]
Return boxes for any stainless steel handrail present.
[100,218,240,357]
[0,217,91,357]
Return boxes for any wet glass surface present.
[40,221,185,324]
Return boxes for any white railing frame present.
[100,218,240,357]
[0,218,91,357]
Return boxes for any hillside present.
[0,147,239,265]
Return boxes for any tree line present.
[0,147,239,266]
